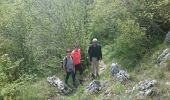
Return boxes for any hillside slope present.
[66,44,170,100]
[15,44,170,100]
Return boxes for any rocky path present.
[83,60,107,82]
[99,60,107,75]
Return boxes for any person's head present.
[66,49,72,57]
[92,38,97,45]
[73,44,79,51]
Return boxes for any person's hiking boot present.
[79,79,83,85]
[73,83,77,87]
[96,73,99,78]
[91,73,95,79]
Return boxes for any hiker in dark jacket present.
[88,38,102,78]
[63,49,76,86]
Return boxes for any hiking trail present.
[99,60,107,75]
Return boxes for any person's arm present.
[71,50,74,58]
[79,49,81,60]
[99,45,102,60]
[63,58,67,74]
[88,46,90,57]
[88,46,92,62]
[71,56,75,73]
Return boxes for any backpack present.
[61,56,73,69]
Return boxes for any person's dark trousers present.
[65,70,75,85]
[75,64,83,76]
[75,64,83,84]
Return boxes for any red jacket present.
[71,49,81,65]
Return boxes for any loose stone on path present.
[47,75,72,94]
[110,63,129,83]
[126,80,158,97]
[85,80,102,94]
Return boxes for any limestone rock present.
[115,70,129,82]
[110,63,129,83]
[165,31,170,43]
[157,49,170,65]
[110,63,119,76]
[127,80,158,97]
[47,76,71,94]
[86,80,101,94]
[134,80,157,91]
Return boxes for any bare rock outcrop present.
[110,63,129,82]
[47,76,72,94]
[126,80,158,97]
[85,80,101,94]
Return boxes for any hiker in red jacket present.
[71,44,83,84]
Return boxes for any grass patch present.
[16,78,56,100]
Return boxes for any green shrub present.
[0,54,24,99]
[0,54,24,82]
[1,83,20,99]
[112,20,148,68]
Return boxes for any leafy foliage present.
[0,0,169,99]
[88,0,170,68]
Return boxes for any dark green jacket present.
[88,44,102,61]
